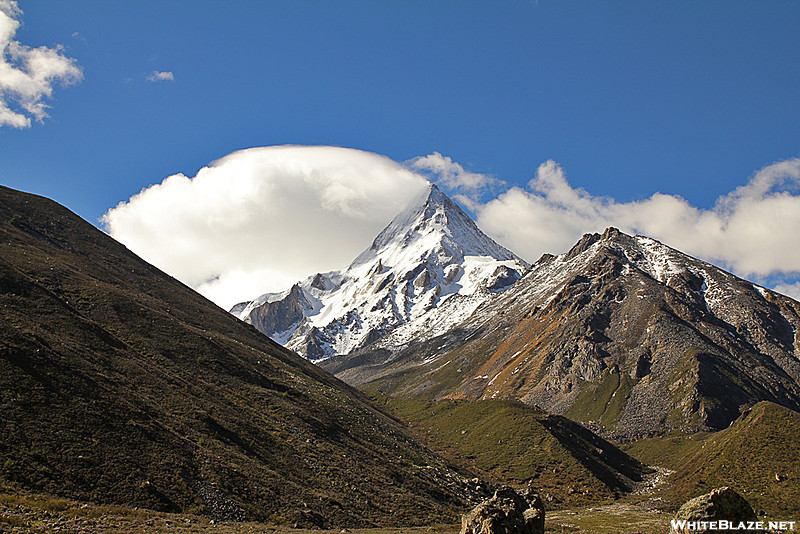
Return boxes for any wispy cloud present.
[102,146,429,309]
[772,282,800,301]
[146,70,174,82]
[71,31,88,44]
[407,151,504,209]
[0,0,82,128]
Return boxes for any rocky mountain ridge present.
[0,184,659,528]
[322,228,800,438]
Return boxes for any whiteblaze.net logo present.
[670,519,797,531]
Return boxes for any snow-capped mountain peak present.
[232,183,528,360]
[351,184,519,268]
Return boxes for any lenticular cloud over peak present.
[102,146,430,309]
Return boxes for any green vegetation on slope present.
[565,370,638,427]
[379,397,648,508]
[624,401,800,516]
[623,432,710,472]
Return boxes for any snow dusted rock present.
[233,184,528,360]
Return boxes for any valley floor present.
[546,502,669,534]
[1,489,674,534]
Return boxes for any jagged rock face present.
[231,283,308,338]
[460,486,545,534]
[233,184,528,360]
[323,228,800,437]
[671,487,760,534]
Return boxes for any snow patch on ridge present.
[632,236,683,283]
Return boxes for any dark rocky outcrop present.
[486,265,522,291]
[244,283,308,336]
[460,486,544,534]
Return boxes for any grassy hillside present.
[625,401,800,516]
[0,185,472,528]
[379,397,649,508]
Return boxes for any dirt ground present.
[1,490,674,534]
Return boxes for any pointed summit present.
[234,183,528,360]
[352,183,522,268]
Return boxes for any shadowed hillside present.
[0,185,474,528]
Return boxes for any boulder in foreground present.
[460,486,544,534]
[671,487,762,534]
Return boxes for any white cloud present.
[0,0,82,128]
[146,70,174,82]
[476,158,800,283]
[407,151,504,208]
[773,282,800,301]
[103,146,430,309]
[104,146,800,308]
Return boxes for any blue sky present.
[2,1,800,305]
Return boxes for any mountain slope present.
[322,228,800,438]
[626,401,800,516]
[233,184,528,360]
[382,398,649,508]
[0,185,474,527]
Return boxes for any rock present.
[520,488,544,534]
[670,487,762,534]
[460,486,545,534]
[297,504,326,529]
[485,265,522,291]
